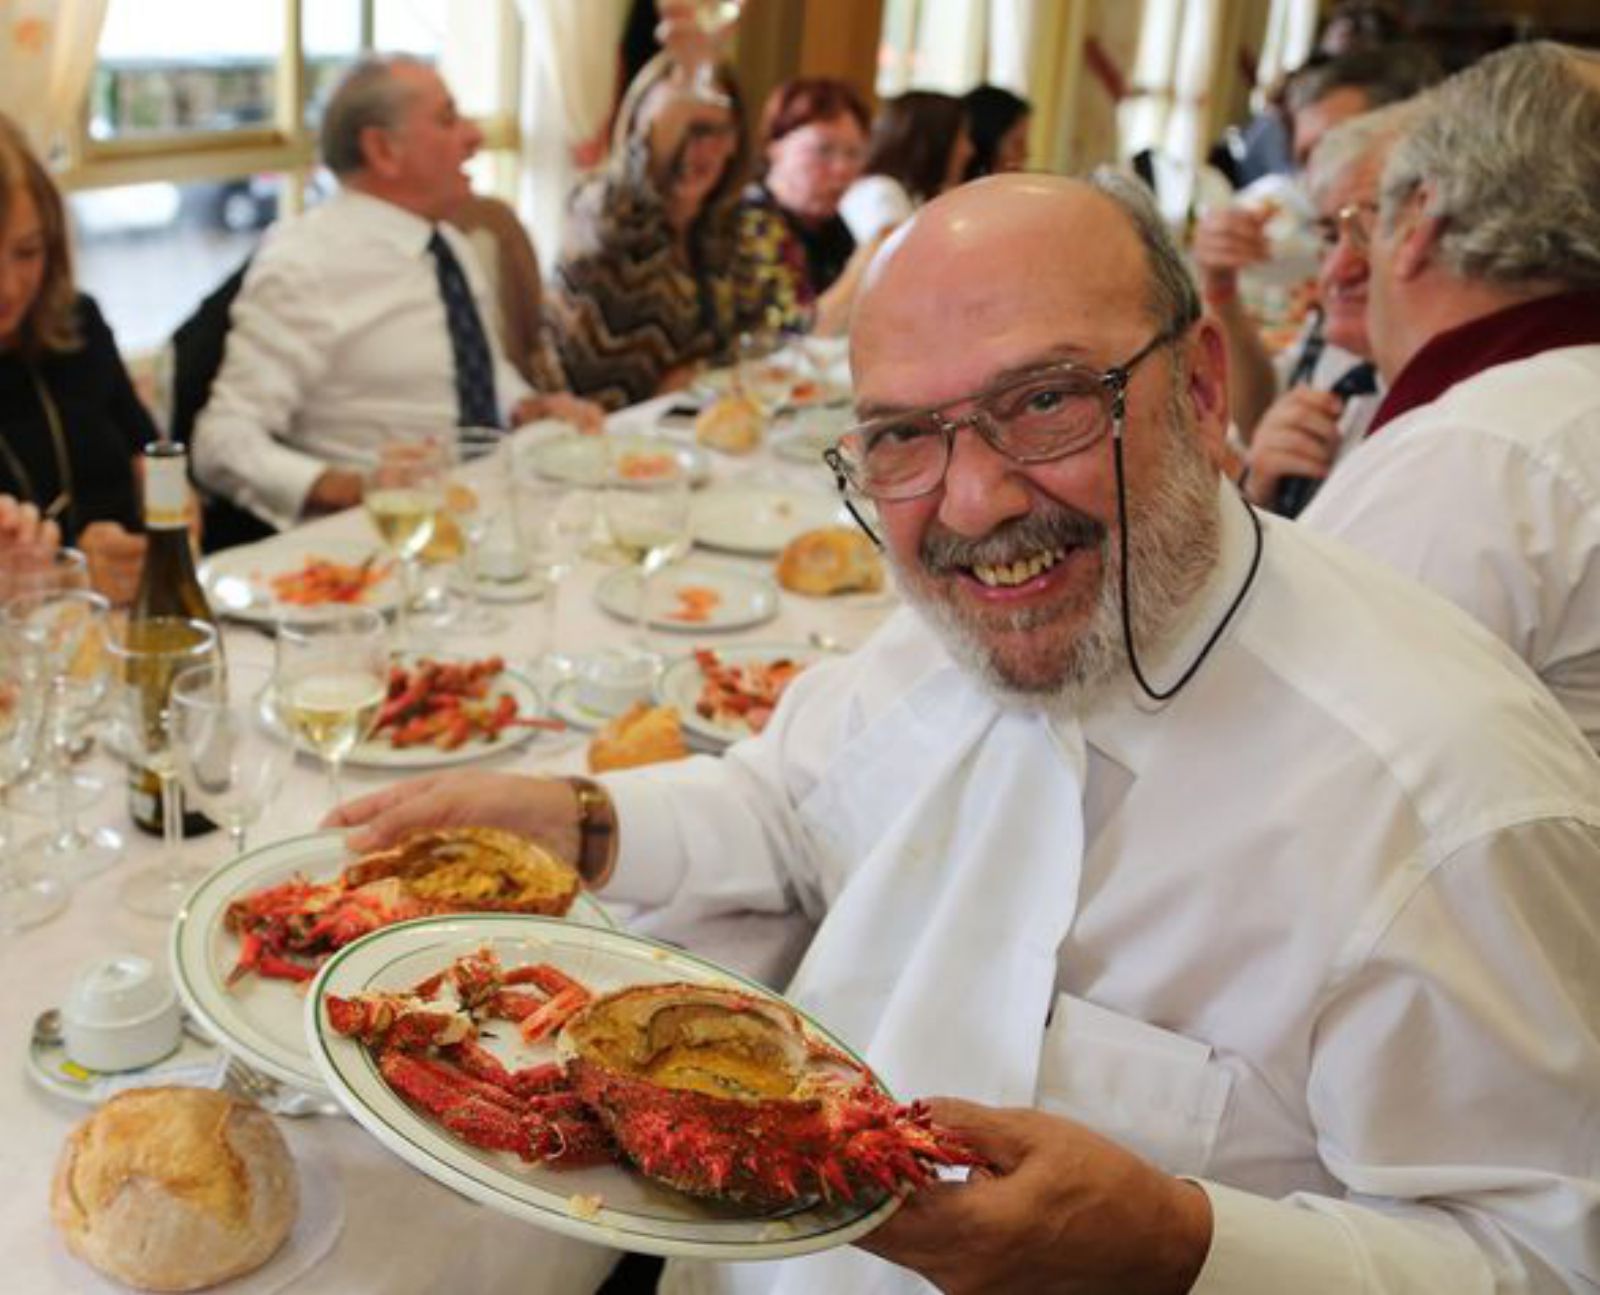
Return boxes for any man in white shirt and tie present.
[332,171,1600,1294]
[192,56,597,532]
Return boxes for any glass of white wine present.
[685,0,744,104]
[103,614,221,918]
[602,453,692,655]
[365,433,447,650]
[170,661,294,857]
[274,606,389,811]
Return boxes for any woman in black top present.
[0,112,153,598]
[737,78,883,335]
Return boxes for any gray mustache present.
[920,507,1106,574]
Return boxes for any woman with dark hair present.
[840,90,972,246]
[548,34,753,410]
[738,77,880,335]
[962,84,1032,180]
[0,112,155,601]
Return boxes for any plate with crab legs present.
[172,831,616,1094]
[305,914,980,1260]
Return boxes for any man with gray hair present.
[1303,41,1600,752]
[1240,101,1415,515]
[332,171,1600,1294]
[192,56,598,531]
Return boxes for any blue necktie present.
[427,229,501,430]
[1274,362,1379,518]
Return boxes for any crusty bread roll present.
[52,1087,298,1292]
[776,526,885,596]
[695,394,763,455]
[588,703,690,773]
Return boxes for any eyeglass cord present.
[1111,418,1264,703]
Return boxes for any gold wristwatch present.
[565,776,619,888]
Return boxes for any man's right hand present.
[304,468,364,516]
[0,494,60,555]
[324,770,584,868]
[1243,386,1344,507]
[79,521,148,606]
[1191,207,1271,305]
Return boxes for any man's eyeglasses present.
[824,327,1186,505]
[1312,201,1378,253]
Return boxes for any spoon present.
[807,631,850,654]
[32,1007,62,1047]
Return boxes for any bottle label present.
[145,451,188,530]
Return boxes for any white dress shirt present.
[600,485,1600,1294]
[191,190,531,530]
[1303,344,1600,753]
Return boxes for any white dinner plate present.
[655,642,819,750]
[321,656,548,771]
[202,539,404,627]
[690,487,846,557]
[594,563,778,633]
[306,913,903,1260]
[547,678,624,732]
[523,434,711,489]
[692,364,848,412]
[172,832,614,1093]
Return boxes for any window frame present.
[57,0,522,206]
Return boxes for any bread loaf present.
[588,703,690,772]
[776,526,884,596]
[695,394,763,455]
[52,1087,298,1292]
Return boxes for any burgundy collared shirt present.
[1369,289,1600,434]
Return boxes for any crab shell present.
[556,982,917,1206]
[341,827,580,917]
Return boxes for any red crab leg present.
[517,985,590,1043]
[380,1050,534,1159]
[228,931,315,987]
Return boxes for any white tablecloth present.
[1,397,890,1294]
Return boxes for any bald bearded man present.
[331,174,1600,1295]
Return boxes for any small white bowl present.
[62,954,183,1073]
[575,648,657,717]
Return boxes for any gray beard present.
[891,393,1222,714]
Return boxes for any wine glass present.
[275,606,389,811]
[103,614,221,918]
[2,589,124,883]
[364,432,447,650]
[170,661,293,857]
[0,629,68,931]
[7,548,105,819]
[601,453,691,655]
[684,0,744,105]
[443,427,507,634]
[737,329,794,422]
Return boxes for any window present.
[61,0,522,359]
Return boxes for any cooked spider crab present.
[327,949,976,1208]
[225,828,580,985]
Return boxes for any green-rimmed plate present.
[305,913,903,1259]
[171,832,614,1093]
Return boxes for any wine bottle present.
[127,441,221,838]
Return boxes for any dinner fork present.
[223,1058,342,1118]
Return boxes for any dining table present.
[0,389,900,1294]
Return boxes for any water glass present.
[103,615,221,918]
[601,454,691,655]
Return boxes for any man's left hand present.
[512,392,606,434]
[859,1099,1213,1295]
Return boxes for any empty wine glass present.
[275,606,389,811]
[170,661,293,857]
[1,546,89,600]
[511,446,599,681]
[0,629,67,931]
[103,614,221,918]
[364,431,447,650]
[3,589,123,883]
[601,453,691,655]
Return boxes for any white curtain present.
[514,0,630,264]
[1254,0,1318,107]
[0,0,109,160]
